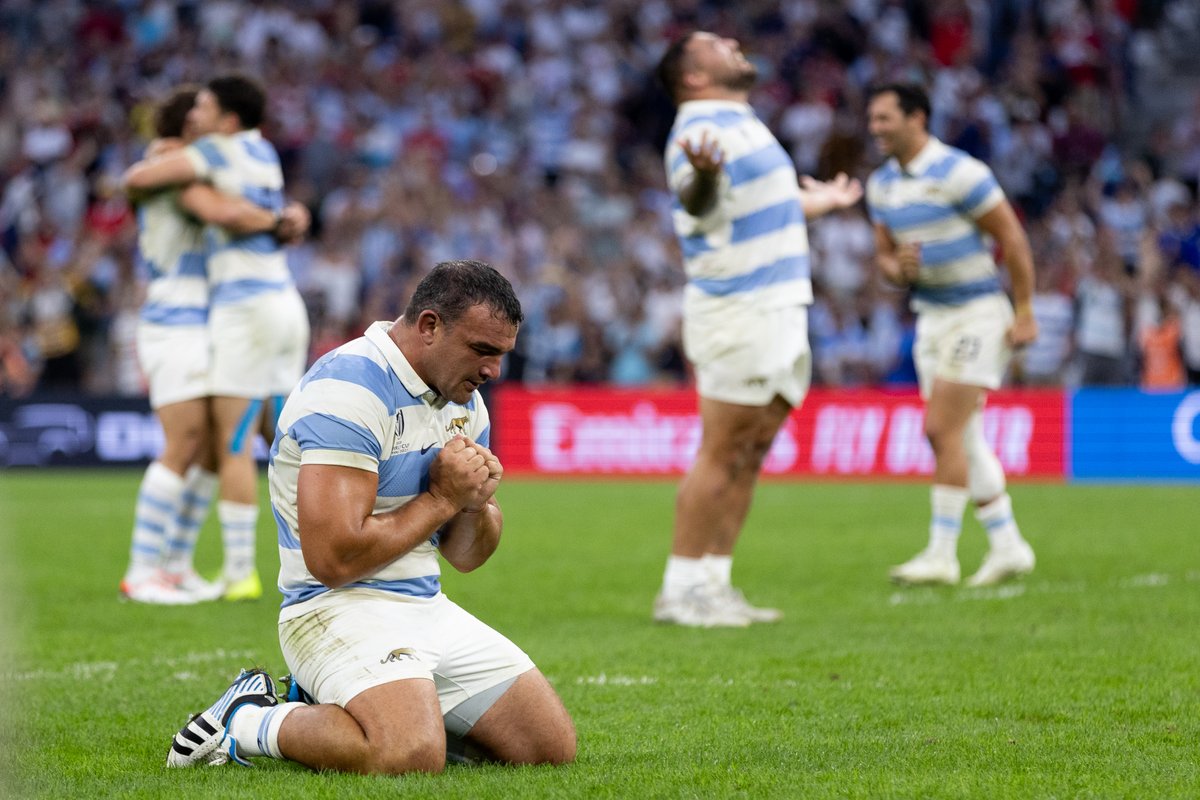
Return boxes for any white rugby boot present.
[966,539,1035,587]
[119,570,198,605]
[653,585,751,628]
[164,568,225,603]
[889,545,961,586]
[712,585,783,623]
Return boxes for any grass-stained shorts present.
[279,588,534,733]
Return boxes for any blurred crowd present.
[1,0,1199,399]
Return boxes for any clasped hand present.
[429,436,503,514]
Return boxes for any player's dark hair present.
[868,82,931,126]
[655,32,698,105]
[207,74,266,130]
[404,260,524,329]
[155,86,199,138]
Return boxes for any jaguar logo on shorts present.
[951,335,982,364]
[744,376,767,387]
[446,416,469,434]
[381,647,417,664]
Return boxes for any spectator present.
[1018,257,1076,386]
[1096,178,1149,274]
[0,306,35,397]
[1175,269,1200,385]
[0,0,1196,398]
[1157,198,1200,275]
[1074,235,1133,385]
[810,206,874,303]
[1138,289,1186,390]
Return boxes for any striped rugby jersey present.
[665,99,812,313]
[183,129,293,307]
[135,190,208,327]
[866,137,1006,308]
[269,321,490,619]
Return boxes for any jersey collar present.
[676,98,752,117]
[896,136,945,177]
[364,320,447,409]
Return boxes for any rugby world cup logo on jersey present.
[392,409,407,452]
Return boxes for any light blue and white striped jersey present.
[1023,291,1074,377]
[269,321,491,620]
[135,190,208,327]
[665,100,812,313]
[183,129,292,307]
[867,137,1006,308]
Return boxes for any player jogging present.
[866,82,1038,587]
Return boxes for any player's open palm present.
[799,172,863,212]
[680,131,724,177]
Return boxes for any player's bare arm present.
[122,149,200,194]
[296,462,460,588]
[976,200,1039,348]
[873,222,919,286]
[798,172,863,218]
[121,138,188,202]
[437,437,504,573]
[145,137,183,159]
[176,184,276,235]
[676,131,724,216]
[177,188,311,242]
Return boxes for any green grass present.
[1,471,1197,799]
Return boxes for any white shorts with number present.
[209,287,310,398]
[278,588,535,718]
[136,322,209,409]
[684,303,811,407]
[914,293,1014,397]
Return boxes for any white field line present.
[575,673,659,686]
[2,647,257,684]
[7,571,1197,684]
[888,569,1200,606]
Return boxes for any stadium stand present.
[1,0,1198,397]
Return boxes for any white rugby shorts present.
[684,303,811,407]
[136,322,209,409]
[278,588,535,723]
[209,287,310,398]
[914,293,1014,395]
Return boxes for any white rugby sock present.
[663,555,707,596]
[929,484,970,555]
[228,701,303,759]
[975,492,1022,549]
[163,466,217,574]
[218,500,258,582]
[125,462,185,582]
[702,554,733,587]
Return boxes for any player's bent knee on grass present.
[276,670,574,774]
[462,669,576,766]
[275,678,448,775]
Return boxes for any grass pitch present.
[1,471,1197,799]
